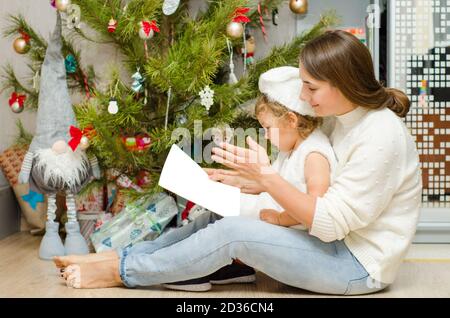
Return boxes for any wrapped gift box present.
[90,193,178,253]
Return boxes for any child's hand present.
[205,168,263,194]
[259,209,280,225]
[211,136,274,185]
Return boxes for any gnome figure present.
[18,12,100,260]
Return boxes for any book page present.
[159,144,240,217]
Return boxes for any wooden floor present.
[1,232,449,298]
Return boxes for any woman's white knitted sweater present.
[309,107,422,284]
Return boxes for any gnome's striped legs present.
[39,193,65,260]
[64,191,89,256]
[47,193,57,221]
[66,193,77,223]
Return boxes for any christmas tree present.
[2,0,336,200]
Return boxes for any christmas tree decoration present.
[139,20,160,40]
[199,85,214,111]
[122,135,137,151]
[226,7,250,39]
[13,36,30,54]
[289,0,308,14]
[79,136,90,150]
[108,99,118,114]
[55,0,71,12]
[66,4,81,29]
[226,38,238,84]
[64,54,77,73]
[164,87,172,129]
[116,174,143,192]
[136,170,151,187]
[257,2,268,43]
[272,8,279,25]
[162,0,180,16]
[226,21,244,39]
[8,92,26,113]
[242,34,256,65]
[107,18,117,33]
[131,70,144,93]
[82,124,97,140]
[121,134,151,152]
[136,133,152,151]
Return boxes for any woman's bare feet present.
[54,250,119,269]
[62,259,123,289]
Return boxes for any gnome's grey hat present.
[29,12,77,152]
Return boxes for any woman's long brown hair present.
[299,30,410,117]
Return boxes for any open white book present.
[158,144,240,217]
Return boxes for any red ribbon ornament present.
[232,7,251,23]
[19,30,31,43]
[8,92,26,107]
[141,20,160,37]
[68,125,83,151]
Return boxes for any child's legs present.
[120,217,383,295]
[121,211,222,256]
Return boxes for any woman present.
[57,30,422,295]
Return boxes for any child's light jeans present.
[118,213,388,295]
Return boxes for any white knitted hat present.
[258,66,315,117]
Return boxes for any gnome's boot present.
[64,221,89,255]
[39,221,65,260]
[39,193,65,260]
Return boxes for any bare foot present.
[62,260,123,289]
[54,251,119,269]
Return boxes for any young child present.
[239,66,337,228]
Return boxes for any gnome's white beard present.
[33,148,90,193]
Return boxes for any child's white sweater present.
[309,107,422,284]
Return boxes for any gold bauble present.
[13,37,30,54]
[226,21,244,39]
[289,0,308,14]
[55,0,71,12]
[79,136,90,150]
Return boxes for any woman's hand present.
[259,209,280,225]
[210,136,274,188]
[204,168,264,194]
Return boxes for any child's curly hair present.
[255,94,321,140]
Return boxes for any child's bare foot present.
[54,251,119,269]
[62,260,123,289]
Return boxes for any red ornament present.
[121,136,137,151]
[136,170,151,187]
[136,133,151,151]
[8,92,26,113]
[8,92,26,107]
[231,7,251,23]
[82,124,97,140]
[139,20,160,39]
[108,18,117,33]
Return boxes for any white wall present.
[0,0,300,152]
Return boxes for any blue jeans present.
[118,214,388,295]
